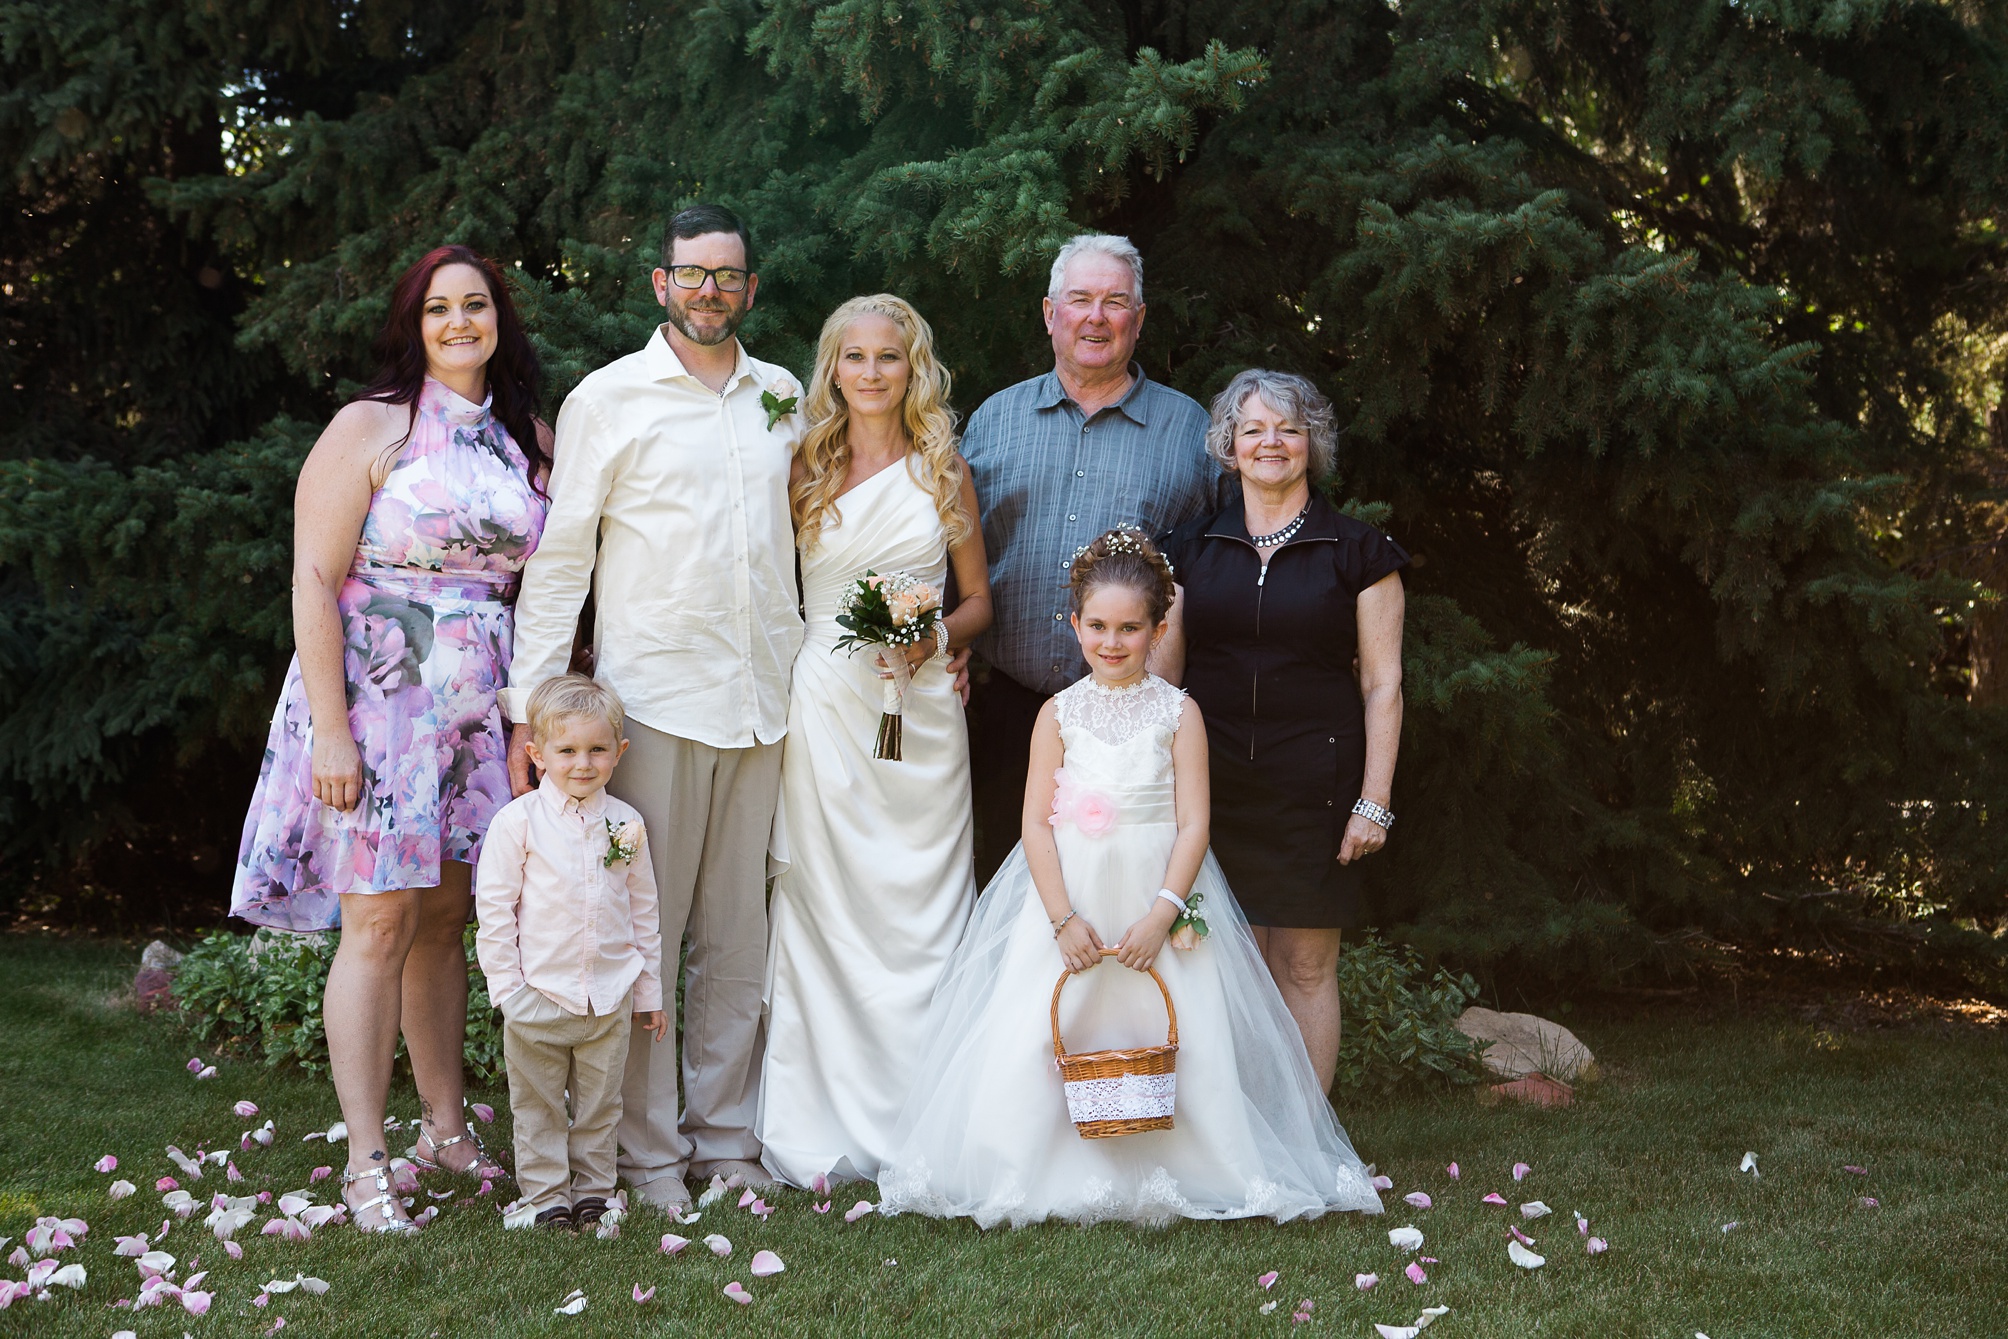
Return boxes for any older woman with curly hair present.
[1158,369,1407,1092]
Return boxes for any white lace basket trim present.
[1064,1072,1176,1124]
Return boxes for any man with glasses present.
[962,233,1228,884]
[501,203,801,1211]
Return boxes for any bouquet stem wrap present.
[831,569,942,763]
[873,649,913,760]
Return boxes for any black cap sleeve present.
[1337,519,1410,595]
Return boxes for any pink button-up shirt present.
[475,778,663,1016]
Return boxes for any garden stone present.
[133,939,183,1013]
[1454,1007,1597,1084]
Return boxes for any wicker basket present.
[1050,949,1179,1139]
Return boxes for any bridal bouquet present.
[832,570,943,760]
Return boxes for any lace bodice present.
[1053,675,1186,792]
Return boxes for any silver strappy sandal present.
[341,1165,419,1234]
[414,1121,505,1181]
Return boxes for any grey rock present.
[1453,1006,1597,1084]
[139,939,184,974]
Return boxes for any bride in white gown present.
[879,530,1382,1227]
[758,295,992,1187]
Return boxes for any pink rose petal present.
[749,1249,785,1278]
[722,1282,753,1305]
[1355,1273,1378,1290]
[224,1241,243,1260]
[254,1292,269,1307]
[478,1179,493,1196]
[156,1177,179,1192]
[704,1234,732,1258]
[1404,1192,1432,1209]
[310,1166,332,1183]
[182,1290,213,1316]
[1586,1236,1609,1254]
[1482,1192,1507,1205]
[187,1058,204,1073]
[266,1319,286,1335]
[1370,1174,1394,1190]
[234,1101,259,1118]
[812,1200,831,1213]
[226,1161,243,1183]
[1859,1197,1880,1208]
[811,1174,830,1196]
[470,1103,495,1123]
[738,1188,757,1208]
[1446,1162,1459,1180]
[96,1155,119,1173]
[196,1066,218,1080]
[1510,1225,1535,1246]
[1844,1165,1868,1175]
[632,1284,656,1303]
[660,1234,689,1255]
[1258,1271,1279,1290]
[844,1200,874,1223]
[1404,1262,1427,1285]
[1512,1162,1532,1182]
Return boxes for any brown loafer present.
[534,1204,573,1231]
[571,1196,608,1228]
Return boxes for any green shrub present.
[174,926,503,1083]
[1333,935,1487,1091]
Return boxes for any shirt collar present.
[644,326,754,391]
[1034,363,1153,425]
[536,773,610,819]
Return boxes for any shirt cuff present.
[497,686,529,725]
[631,984,663,1013]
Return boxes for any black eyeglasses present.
[666,265,749,293]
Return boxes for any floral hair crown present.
[1072,526,1175,577]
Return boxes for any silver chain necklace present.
[1249,500,1311,548]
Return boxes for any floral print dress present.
[231,379,547,931]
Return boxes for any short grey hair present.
[1205,369,1339,482]
[1047,234,1144,304]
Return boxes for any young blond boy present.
[476,674,667,1230]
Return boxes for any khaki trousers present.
[501,987,631,1213]
[606,719,781,1189]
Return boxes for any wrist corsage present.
[1169,893,1210,951]
[604,818,644,868]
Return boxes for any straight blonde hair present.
[791,294,972,553]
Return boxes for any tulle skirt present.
[877,822,1383,1228]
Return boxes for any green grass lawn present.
[2,936,2004,1338]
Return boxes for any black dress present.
[1159,496,1409,928]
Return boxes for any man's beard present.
[665,294,744,347]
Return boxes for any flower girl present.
[878,530,1383,1227]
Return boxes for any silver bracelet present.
[930,619,950,665]
[1052,910,1077,938]
[1352,797,1395,831]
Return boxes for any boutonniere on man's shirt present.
[761,378,800,431]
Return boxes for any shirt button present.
[1076,469,1085,477]
[1054,612,1064,621]
[1329,737,1336,743]
[1068,514,1077,521]
[1326,800,1334,807]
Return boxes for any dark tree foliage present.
[4,0,2006,979]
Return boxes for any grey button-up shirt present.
[963,365,1225,694]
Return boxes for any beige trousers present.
[501,986,631,1213]
[606,719,781,1189]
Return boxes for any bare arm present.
[1021,700,1105,971]
[293,400,407,812]
[1149,583,1187,685]
[1341,571,1405,864]
[1113,697,1211,970]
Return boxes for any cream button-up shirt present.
[499,331,805,746]
[474,778,664,1016]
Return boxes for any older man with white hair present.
[961,233,1228,883]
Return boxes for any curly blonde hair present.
[792,294,972,553]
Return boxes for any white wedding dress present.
[758,460,976,1187]
[877,674,1384,1227]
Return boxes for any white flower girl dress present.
[878,674,1383,1227]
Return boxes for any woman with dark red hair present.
[230,246,552,1231]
